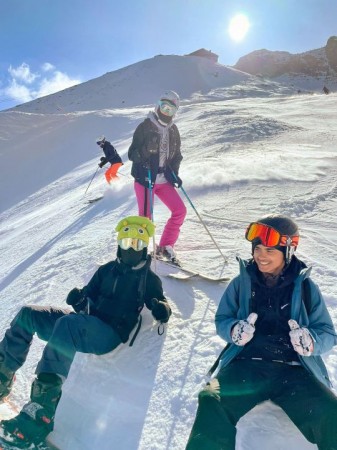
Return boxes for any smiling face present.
[253,244,285,276]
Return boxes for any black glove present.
[142,160,150,170]
[173,175,183,188]
[151,298,172,323]
[66,288,87,313]
[143,131,160,157]
[98,156,108,168]
[164,169,182,188]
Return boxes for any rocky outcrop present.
[234,37,337,78]
[326,36,337,72]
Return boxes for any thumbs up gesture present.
[288,319,314,356]
[231,313,258,346]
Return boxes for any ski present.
[154,257,230,282]
[78,196,104,212]
[87,196,104,204]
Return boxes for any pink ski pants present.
[134,181,186,247]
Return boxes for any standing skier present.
[186,214,337,450]
[128,90,186,263]
[0,216,171,447]
[96,136,123,183]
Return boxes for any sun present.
[228,14,250,42]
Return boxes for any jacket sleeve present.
[82,265,106,306]
[215,277,242,343]
[105,142,122,164]
[305,279,337,355]
[169,126,182,175]
[144,270,167,310]
[128,122,147,163]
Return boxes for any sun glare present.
[228,14,250,42]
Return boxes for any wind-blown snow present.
[0,54,336,450]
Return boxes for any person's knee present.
[173,203,187,222]
[18,305,34,317]
[12,305,35,328]
[180,203,187,219]
[55,313,79,330]
[198,379,221,403]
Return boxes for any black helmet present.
[248,214,299,264]
[256,214,299,238]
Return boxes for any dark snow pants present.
[0,305,122,378]
[186,359,337,450]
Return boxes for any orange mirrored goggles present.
[245,222,299,247]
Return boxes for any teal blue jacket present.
[215,258,337,388]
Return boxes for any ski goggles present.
[118,238,147,251]
[158,100,177,117]
[245,222,299,247]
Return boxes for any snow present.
[1,54,336,450]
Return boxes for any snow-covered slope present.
[0,54,296,213]
[0,56,337,450]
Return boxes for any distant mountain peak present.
[233,36,337,80]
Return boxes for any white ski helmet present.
[159,90,180,109]
[96,135,106,145]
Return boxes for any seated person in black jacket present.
[0,215,171,447]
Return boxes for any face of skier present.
[253,244,285,276]
[115,216,154,266]
[119,248,145,266]
[118,237,147,266]
[158,100,177,117]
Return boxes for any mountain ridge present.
[6,38,337,115]
[233,36,337,88]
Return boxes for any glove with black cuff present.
[151,298,172,323]
[66,288,88,313]
[164,169,183,188]
[98,156,108,168]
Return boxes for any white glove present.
[231,313,258,346]
[288,319,314,356]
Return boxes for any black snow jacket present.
[82,256,167,342]
[102,141,122,165]
[128,117,182,187]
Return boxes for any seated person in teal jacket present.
[186,214,337,450]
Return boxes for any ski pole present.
[171,170,228,264]
[148,168,157,272]
[84,166,99,197]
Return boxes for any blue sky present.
[1,0,336,111]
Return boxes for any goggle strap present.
[246,222,298,247]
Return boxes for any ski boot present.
[1,373,63,446]
[0,358,15,402]
[157,245,180,266]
